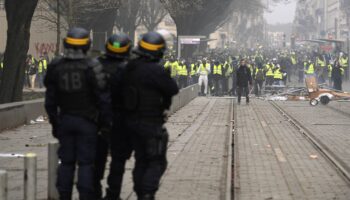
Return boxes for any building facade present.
[293,0,349,41]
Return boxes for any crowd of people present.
[161,47,348,102]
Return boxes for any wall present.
[0,84,200,132]
[0,99,46,132]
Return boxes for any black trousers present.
[212,75,222,96]
[94,135,109,199]
[237,86,249,103]
[105,122,133,199]
[333,79,342,91]
[123,120,168,198]
[56,115,98,200]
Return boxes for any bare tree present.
[115,0,143,40]
[0,0,39,103]
[229,0,265,46]
[35,0,122,51]
[140,0,168,31]
[160,0,235,57]
[160,0,234,36]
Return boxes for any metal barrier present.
[169,84,199,114]
[0,153,37,200]
[0,170,7,200]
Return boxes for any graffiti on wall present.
[34,42,56,56]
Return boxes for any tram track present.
[269,101,350,185]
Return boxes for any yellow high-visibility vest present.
[328,64,332,78]
[38,59,47,73]
[340,57,348,68]
[317,57,326,67]
[274,68,283,80]
[199,64,210,75]
[177,64,188,76]
[265,64,274,76]
[223,62,232,77]
[0,62,3,69]
[170,61,178,78]
[291,56,297,65]
[190,64,197,76]
[213,64,222,75]
[341,68,345,76]
[305,63,314,74]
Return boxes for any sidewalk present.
[0,97,233,200]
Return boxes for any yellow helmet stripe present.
[139,40,164,51]
[107,43,130,53]
[65,37,89,45]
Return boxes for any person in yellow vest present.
[189,60,199,85]
[273,64,284,85]
[166,57,179,81]
[177,59,188,89]
[264,61,275,86]
[197,59,211,96]
[327,62,333,87]
[316,55,326,84]
[28,55,37,89]
[339,52,348,68]
[304,60,315,77]
[339,53,348,80]
[290,52,297,67]
[37,55,48,88]
[212,60,223,96]
[222,59,233,95]
[253,65,265,96]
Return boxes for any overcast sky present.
[264,1,297,25]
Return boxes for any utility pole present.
[55,0,60,55]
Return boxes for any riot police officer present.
[94,34,132,199]
[111,32,179,200]
[44,27,112,200]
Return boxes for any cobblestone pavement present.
[234,99,350,200]
[0,97,233,200]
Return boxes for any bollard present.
[48,141,59,200]
[0,170,7,200]
[24,153,37,200]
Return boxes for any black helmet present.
[134,32,166,59]
[63,27,91,52]
[105,33,131,59]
